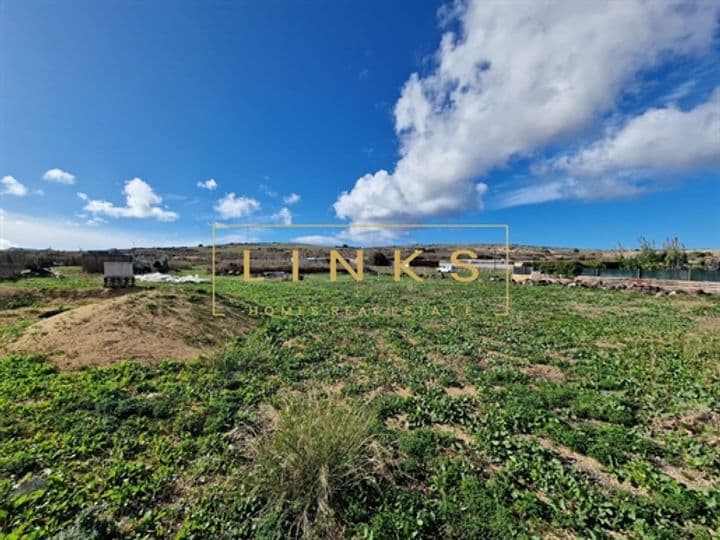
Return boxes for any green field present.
[1,273,719,538]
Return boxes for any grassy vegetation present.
[1,271,719,538]
[248,394,389,538]
[3,267,103,290]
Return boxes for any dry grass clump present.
[249,393,389,538]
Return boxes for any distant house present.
[513,261,534,275]
[438,261,457,273]
[439,258,514,273]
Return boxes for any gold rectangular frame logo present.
[211,223,510,317]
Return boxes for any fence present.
[580,268,720,282]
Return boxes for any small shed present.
[103,261,135,288]
[82,250,132,273]
[513,261,534,275]
[0,251,26,279]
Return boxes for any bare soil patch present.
[531,436,645,496]
[444,384,478,397]
[657,409,720,435]
[595,340,626,350]
[387,385,413,398]
[521,363,566,383]
[435,423,473,444]
[657,461,718,491]
[384,413,409,431]
[692,316,720,336]
[7,290,256,369]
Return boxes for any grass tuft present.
[249,393,389,538]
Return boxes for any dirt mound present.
[8,290,256,370]
[0,285,130,309]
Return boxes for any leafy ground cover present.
[0,270,718,538]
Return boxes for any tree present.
[635,236,663,270]
[371,251,390,266]
[662,236,687,270]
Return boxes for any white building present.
[438,261,457,273]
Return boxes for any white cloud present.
[197,178,218,190]
[1,176,28,197]
[499,177,646,208]
[282,193,301,205]
[334,0,719,221]
[214,193,261,219]
[292,226,406,247]
[661,80,697,103]
[85,216,107,226]
[502,87,720,206]
[42,168,76,184]
[292,235,340,246]
[0,209,197,250]
[214,231,262,244]
[272,207,293,225]
[84,178,179,221]
[554,89,720,177]
[77,192,88,201]
[259,183,277,198]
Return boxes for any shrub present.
[6,295,36,309]
[539,260,584,277]
[248,393,390,538]
[370,251,390,266]
[212,332,278,374]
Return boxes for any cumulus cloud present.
[214,193,261,219]
[1,176,28,197]
[272,207,293,225]
[334,0,719,221]
[84,178,179,221]
[77,192,88,201]
[502,88,720,206]
[282,193,301,205]
[554,89,720,177]
[197,178,218,190]
[42,168,76,184]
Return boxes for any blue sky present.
[1,0,718,250]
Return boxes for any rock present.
[12,474,47,497]
[20,265,57,278]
